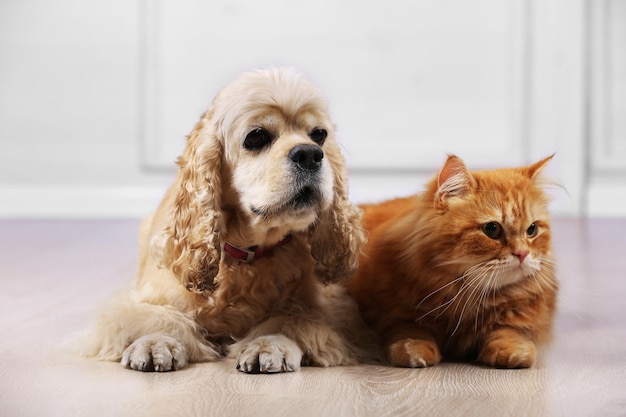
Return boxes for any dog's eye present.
[309,128,327,145]
[244,128,272,150]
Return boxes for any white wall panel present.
[142,0,527,172]
[0,0,623,217]
[0,1,143,185]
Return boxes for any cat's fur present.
[346,155,558,368]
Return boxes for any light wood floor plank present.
[0,218,624,417]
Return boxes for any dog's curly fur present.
[81,68,371,373]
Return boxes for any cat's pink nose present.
[514,250,529,264]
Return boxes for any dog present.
[81,68,369,373]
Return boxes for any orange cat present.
[346,155,558,368]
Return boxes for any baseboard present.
[0,185,167,218]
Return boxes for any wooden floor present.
[0,218,625,417]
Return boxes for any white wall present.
[0,0,172,216]
[0,0,624,217]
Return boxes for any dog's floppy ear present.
[309,140,366,285]
[152,109,224,294]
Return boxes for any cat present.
[346,155,558,368]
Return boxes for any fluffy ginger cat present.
[346,155,558,368]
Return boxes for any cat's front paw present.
[121,333,187,372]
[386,338,441,368]
[478,337,536,368]
[235,334,303,373]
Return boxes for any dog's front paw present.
[235,334,303,373]
[121,333,188,372]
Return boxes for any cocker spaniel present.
[82,68,370,373]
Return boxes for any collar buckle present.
[224,235,292,263]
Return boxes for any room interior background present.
[0,0,624,218]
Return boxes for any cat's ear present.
[435,155,476,209]
[525,154,555,179]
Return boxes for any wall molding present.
[589,0,626,171]
[0,186,166,218]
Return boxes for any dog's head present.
[153,68,365,293]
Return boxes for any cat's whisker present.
[416,291,458,321]
[417,265,487,322]
[450,267,492,336]
[491,279,500,328]
[533,260,559,293]
[534,271,559,297]
[422,297,457,321]
[435,259,473,269]
[530,270,557,313]
[536,270,558,290]
[418,279,473,321]
[460,261,508,335]
[473,284,487,332]
[538,257,557,270]
[533,277,551,310]
[539,269,559,288]
[475,268,499,332]
[415,273,468,315]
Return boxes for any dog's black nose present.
[289,144,324,171]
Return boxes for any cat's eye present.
[244,128,273,150]
[482,222,502,239]
[526,223,538,237]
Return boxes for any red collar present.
[223,235,292,263]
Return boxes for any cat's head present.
[427,154,555,289]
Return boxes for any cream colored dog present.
[82,68,369,373]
